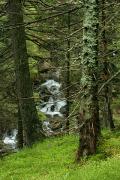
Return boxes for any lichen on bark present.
[77,0,100,160]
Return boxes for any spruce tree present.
[8,0,44,146]
[77,0,100,159]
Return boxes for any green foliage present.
[0,131,120,180]
[29,58,38,80]
[38,111,47,121]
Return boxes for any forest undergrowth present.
[0,130,120,180]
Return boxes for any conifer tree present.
[8,0,44,146]
[77,0,100,159]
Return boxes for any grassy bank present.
[0,130,120,180]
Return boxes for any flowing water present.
[2,78,66,147]
[2,129,17,150]
[39,79,66,134]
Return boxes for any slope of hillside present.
[0,131,120,180]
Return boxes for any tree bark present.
[101,0,115,130]
[8,0,44,146]
[17,105,23,149]
[65,12,71,132]
[77,0,100,160]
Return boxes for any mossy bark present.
[77,0,100,160]
[8,0,44,146]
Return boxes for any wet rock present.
[42,121,53,136]
[38,67,67,136]
[50,117,63,132]
[0,140,14,157]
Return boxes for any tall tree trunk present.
[65,12,71,132]
[107,88,115,130]
[101,0,115,130]
[77,0,100,160]
[17,105,23,149]
[8,0,44,146]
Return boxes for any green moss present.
[38,111,47,121]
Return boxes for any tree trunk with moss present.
[8,0,44,146]
[77,0,100,160]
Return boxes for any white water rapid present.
[40,79,66,134]
[3,129,17,149]
[40,79,66,116]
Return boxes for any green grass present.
[0,131,120,180]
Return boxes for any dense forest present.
[0,0,120,179]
